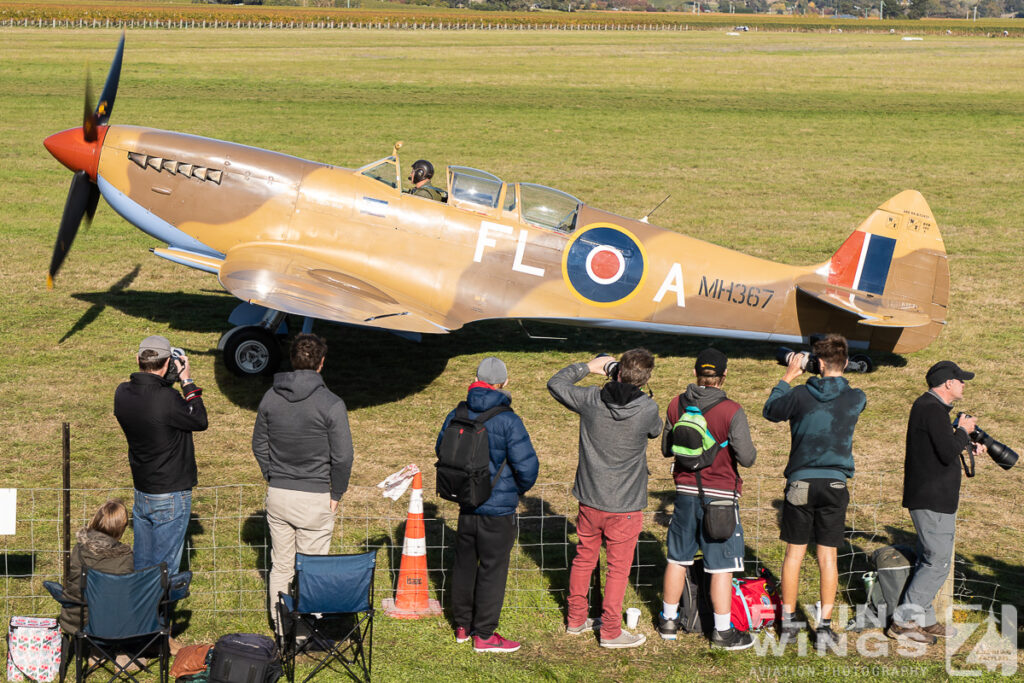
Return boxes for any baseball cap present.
[476,357,508,386]
[138,335,172,361]
[695,348,727,376]
[926,360,974,388]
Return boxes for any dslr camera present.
[164,347,187,384]
[597,354,620,381]
[955,413,1019,471]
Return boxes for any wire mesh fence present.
[0,469,1017,629]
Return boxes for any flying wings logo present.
[562,224,647,306]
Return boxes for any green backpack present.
[670,396,728,473]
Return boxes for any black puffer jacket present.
[59,528,134,634]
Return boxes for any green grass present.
[2,28,1023,680]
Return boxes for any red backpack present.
[730,575,781,631]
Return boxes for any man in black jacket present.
[114,335,208,575]
[252,334,354,633]
[888,361,984,645]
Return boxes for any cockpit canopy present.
[357,156,582,233]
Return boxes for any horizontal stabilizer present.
[797,282,932,328]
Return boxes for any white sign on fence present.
[0,489,16,535]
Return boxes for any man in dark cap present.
[658,348,757,650]
[114,335,207,575]
[888,361,985,645]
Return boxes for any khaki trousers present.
[266,487,335,632]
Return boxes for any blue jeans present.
[132,489,192,574]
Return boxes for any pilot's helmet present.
[411,159,434,183]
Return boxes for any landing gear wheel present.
[850,353,874,374]
[223,327,281,377]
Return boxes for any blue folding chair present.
[45,564,190,683]
[277,551,376,682]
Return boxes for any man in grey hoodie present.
[252,334,354,633]
[548,349,662,649]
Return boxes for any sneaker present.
[454,626,471,644]
[886,622,937,645]
[815,625,840,650]
[710,627,753,651]
[566,617,600,635]
[778,621,802,646]
[473,632,521,653]
[920,622,957,638]
[600,630,646,649]
[657,613,679,640]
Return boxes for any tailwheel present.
[222,326,281,377]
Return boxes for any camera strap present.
[960,447,976,478]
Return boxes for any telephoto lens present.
[775,348,820,375]
[972,427,1019,470]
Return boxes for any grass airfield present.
[2,27,1024,680]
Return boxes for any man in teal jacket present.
[763,333,865,649]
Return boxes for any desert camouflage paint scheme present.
[43,38,949,374]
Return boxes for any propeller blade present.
[83,73,97,143]
[95,33,124,126]
[85,183,100,222]
[47,170,92,288]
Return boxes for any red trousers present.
[567,504,643,640]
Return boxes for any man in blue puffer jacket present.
[435,357,539,654]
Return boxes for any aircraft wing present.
[217,243,451,334]
[796,281,932,328]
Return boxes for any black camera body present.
[955,412,1019,471]
[164,347,186,384]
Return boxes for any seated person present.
[407,159,447,202]
[58,500,133,635]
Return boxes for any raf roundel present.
[562,224,648,306]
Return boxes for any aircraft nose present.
[44,126,107,179]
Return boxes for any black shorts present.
[779,478,849,548]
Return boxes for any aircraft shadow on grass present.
[65,273,906,411]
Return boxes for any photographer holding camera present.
[762,333,865,649]
[114,335,207,577]
[888,361,985,645]
[548,349,662,649]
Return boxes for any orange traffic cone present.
[383,470,441,619]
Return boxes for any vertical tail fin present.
[826,190,949,352]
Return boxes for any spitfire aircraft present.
[45,37,949,376]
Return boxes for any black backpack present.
[436,402,512,507]
[678,557,714,634]
[207,633,282,683]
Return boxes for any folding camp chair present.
[277,551,376,683]
[44,564,191,683]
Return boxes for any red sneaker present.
[454,626,471,644]
[473,632,521,653]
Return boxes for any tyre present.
[222,326,281,377]
[850,353,874,374]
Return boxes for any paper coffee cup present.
[625,607,641,630]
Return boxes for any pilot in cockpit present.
[407,159,448,203]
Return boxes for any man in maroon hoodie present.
[657,348,757,650]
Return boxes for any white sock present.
[662,602,678,620]
[714,612,731,632]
